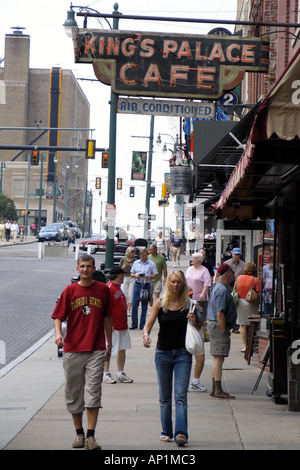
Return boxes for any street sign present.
[138,213,156,220]
[105,203,116,222]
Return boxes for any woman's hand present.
[143,334,151,348]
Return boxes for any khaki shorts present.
[207,321,231,357]
[151,279,163,295]
[63,350,105,414]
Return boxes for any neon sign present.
[73,30,269,99]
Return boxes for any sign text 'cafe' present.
[73,30,269,99]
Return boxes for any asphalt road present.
[0,243,105,371]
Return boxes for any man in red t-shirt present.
[52,254,112,450]
[103,267,133,384]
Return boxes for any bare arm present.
[217,310,227,333]
[143,299,161,348]
[54,319,64,347]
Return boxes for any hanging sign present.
[73,29,269,99]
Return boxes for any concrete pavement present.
[1,254,299,452]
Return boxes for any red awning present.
[213,48,300,213]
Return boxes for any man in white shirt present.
[11,221,19,243]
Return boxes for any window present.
[12,178,25,197]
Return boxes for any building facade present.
[0,28,90,232]
[213,1,300,408]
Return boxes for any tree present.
[0,194,18,221]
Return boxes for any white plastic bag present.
[185,321,203,355]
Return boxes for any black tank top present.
[156,306,188,350]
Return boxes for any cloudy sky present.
[0,0,238,236]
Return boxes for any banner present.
[131,151,147,180]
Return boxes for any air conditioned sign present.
[73,29,269,99]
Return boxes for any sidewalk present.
[1,256,299,451]
[0,236,37,247]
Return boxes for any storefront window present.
[260,219,275,331]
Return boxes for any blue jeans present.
[155,348,192,440]
[131,282,151,329]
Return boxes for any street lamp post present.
[144,115,155,238]
[37,152,44,230]
[65,161,70,221]
[53,153,58,223]
[105,4,120,270]
[0,161,6,194]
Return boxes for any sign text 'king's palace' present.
[73,30,269,99]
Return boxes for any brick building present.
[0,28,90,231]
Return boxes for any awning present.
[213,48,300,217]
[193,102,260,200]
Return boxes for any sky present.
[0,0,238,237]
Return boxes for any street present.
[0,241,100,371]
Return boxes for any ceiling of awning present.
[193,102,261,201]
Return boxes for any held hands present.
[187,311,202,330]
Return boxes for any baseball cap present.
[217,263,233,276]
[232,247,241,255]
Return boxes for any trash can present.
[287,340,300,412]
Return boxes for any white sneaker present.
[103,373,116,384]
[190,382,207,392]
[117,373,133,383]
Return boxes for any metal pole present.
[82,179,88,238]
[37,152,44,230]
[25,155,30,236]
[144,115,155,239]
[105,4,120,269]
[53,154,57,223]
[65,163,69,220]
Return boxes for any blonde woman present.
[119,247,135,314]
[143,271,201,447]
[155,231,166,255]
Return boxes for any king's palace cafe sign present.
[73,29,269,99]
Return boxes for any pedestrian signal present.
[86,140,95,159]
[150,187,155,198]
[102,152,108,168]
[129,186,135,197]
[31,150,39,165]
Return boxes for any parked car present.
[79,233,136,254]
[38,225,62,242]
[49,222,68,240]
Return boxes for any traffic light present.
[95,177,101,189]
[129,186,135,197]
[31,150,39,165]
[161,183,167,198]
[158,199,169,207]
[150,187,155,198]
[102,152,108,168]
[85,139,96,159]
[117,178,122,190]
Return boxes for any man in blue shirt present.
[207,263,237,399]
[130,248,158,329]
